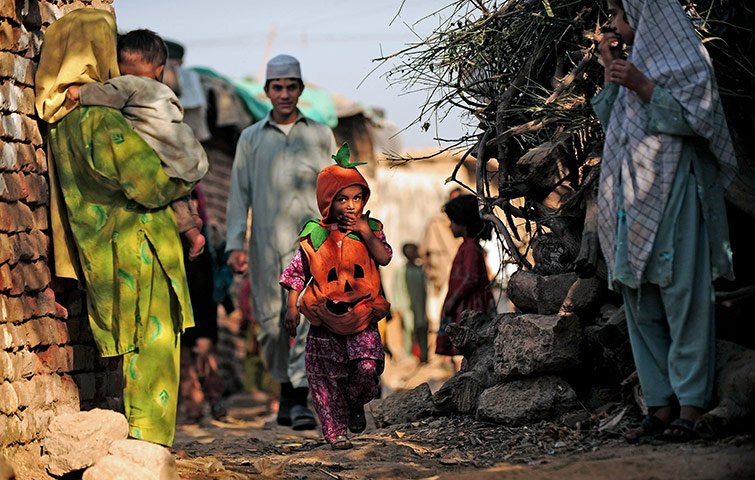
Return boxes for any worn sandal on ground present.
[330,434,353,450]
[624,414,668,443]
[659,418,698,442]
[348,405,367,433]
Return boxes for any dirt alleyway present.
[172,352,457,480]
[174,315,755,479]
[172,386,755,480]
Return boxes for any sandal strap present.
[330,434,353,449]
[668,417,695,432]
[657,417,698,442]
[640,414,667,433]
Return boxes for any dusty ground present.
[173,352,755,480]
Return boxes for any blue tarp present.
[191,66,338,127]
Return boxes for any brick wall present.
[1,1,118,477]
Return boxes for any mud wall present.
[0,0,120,473]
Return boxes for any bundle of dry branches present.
[376,0,754,274]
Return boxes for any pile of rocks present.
[372,268,755,439]
[42,409,177,480]
[372,268,625,428]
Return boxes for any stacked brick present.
[1,1,117,477]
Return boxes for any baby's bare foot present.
[188,234,206,261]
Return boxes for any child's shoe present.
[348,405,366,433]
[210,399,228,420]
[330,434,353,450]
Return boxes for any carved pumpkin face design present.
[299,230,389,336]
[319,232,377,309]
[298,142,390,335]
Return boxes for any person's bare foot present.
[624,405,672,443]
[678,405,703,422]
[660,405,702,442]
[187,233,206,261]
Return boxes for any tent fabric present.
[191,67,338,128]
[195,70,253,131]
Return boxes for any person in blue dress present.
[593,0,738,442]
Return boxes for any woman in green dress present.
[35,9,199,447]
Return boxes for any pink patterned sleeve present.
[279,247,309,292]
[375,230,393,261]
[281,231,390,291]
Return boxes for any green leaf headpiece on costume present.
[298,142,378,250]
[331,142,366,168]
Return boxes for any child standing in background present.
[179,184,227,423]
[435,195,494,370]
[280,144,392,450]
[392,243,429,363]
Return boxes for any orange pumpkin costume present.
[279,143,390,445]
[295,149,390,335]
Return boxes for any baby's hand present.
[285,306,300,337]
[66,85,81,103]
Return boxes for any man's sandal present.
[658,418,698,442]
[624,414,668,443]
[330,434,353,450]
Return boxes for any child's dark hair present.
[611,0,628,22]
[401,243,419,258]
[117,29,168,67]
[443,195,492,241]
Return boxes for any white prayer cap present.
[265,54,302,81]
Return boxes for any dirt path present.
[173,389,755,480]
[174,317,755,479]
[173,343,755,480]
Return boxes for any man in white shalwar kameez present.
[226,55,336,429]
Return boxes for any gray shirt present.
[79,75,208,182]
[226,112,337,323]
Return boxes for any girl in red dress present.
[435,195,494,366]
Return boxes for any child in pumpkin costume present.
[281,144,392,450]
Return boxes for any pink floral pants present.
[305,324,384,442]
